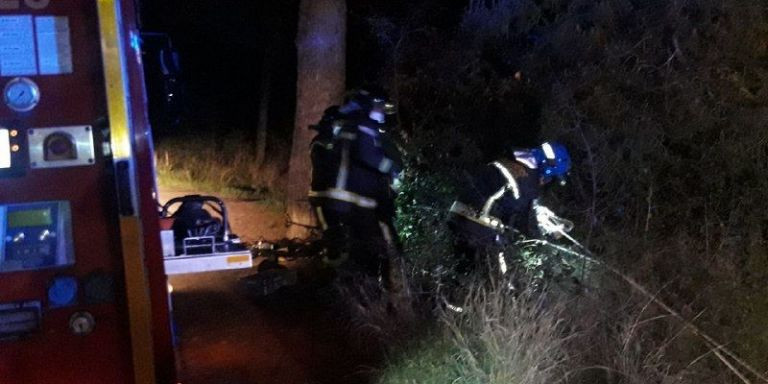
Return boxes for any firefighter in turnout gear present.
[448,142,573,274]
[308,87,404,289]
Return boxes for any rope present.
[525,231,768,384]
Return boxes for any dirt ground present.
[158,190,288,243]
[159,190,382,384]
[168,268,382,384]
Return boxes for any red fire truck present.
[0,1,242,383]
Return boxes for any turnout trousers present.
[314,201,400,291]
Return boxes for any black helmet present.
[310,105,342,131]
[319,105,342,123]
[345,85,396,115]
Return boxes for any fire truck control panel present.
[0,1,177,383]
[0,201,73,273]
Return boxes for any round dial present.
[69,311,96,336]
[4,77,40,112]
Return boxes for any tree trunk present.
[254,52,270,171]
[286,0,346,238]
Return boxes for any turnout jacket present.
[449,157,541,240]
[309,109,403,212]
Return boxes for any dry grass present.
[332,274,419,351]
[374,267,767,384]
[375,278,571,384]
[154,134,287,203]
[447,283,571,384]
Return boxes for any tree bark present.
[286,0,346,238]
[254,52,270,171]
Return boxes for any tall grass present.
[154,133,287,203]
[375,270,754,384]
[362,249,766,384]
[377,281,571,384]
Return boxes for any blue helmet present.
[531,141,571,180]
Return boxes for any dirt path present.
[159,189,382,384]
[169,269,381,384]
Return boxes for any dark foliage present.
[370,0,768,381]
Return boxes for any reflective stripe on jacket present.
[450,158,541,237]
[309,112,402,210]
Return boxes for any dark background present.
[138,0,467,141]
[139,1,298,140]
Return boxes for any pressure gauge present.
[4,77,40,112]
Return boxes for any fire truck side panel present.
[0,0,174,383]
[117,0,176,381]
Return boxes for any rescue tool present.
[159,195,253,275]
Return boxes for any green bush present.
[395,161,458,271]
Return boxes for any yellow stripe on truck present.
[117,217,157,384]
[98,0,131,160]
[98,1,157,383]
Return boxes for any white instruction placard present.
[0,15,37,76]
[35,16,72,75]
[0,129,10,169]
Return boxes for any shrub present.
[373,0,768,380]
